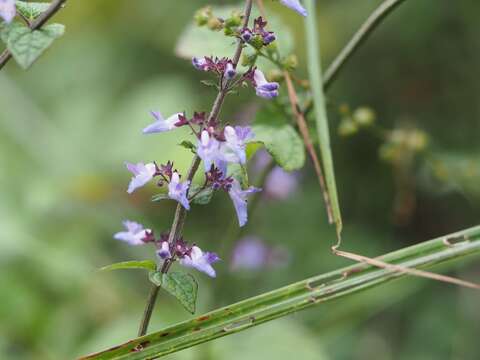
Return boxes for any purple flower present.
[224,62,236,79]
[241,28,253,42]
[222,126,254,165]
[197,130,226,173]
[228,179,261,227]
[253,69,279,99]
[192,56,209,71]
[157,241,171,259]
[114,220,151,246]
[180,245,220,277]
[143,111,182,134]
[280,0,307,17]
[125,162,157,194]
[168,171,191,210]
[262,32,276,45]
[265,166,299,200]
[231,236,289,271]
[0,0,15,24]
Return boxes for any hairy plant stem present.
[0,0,67,70]
[137,0,254,337]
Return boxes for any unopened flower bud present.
[353,107,376,127]
[194,6,212,27]
[283,54,298,71]
[338,118,358,137]
[207,17,223,31]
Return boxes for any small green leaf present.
[100,260,157,272]
[179,140,197,154]
[0,22,65,69]
[200,79,218,89]
[15,1,50,21]
[252,123,305,171]
[152,193,169,202]
[246,141,263,160]
[189,184,214,205]
[151,271,198,314]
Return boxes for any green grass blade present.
[80,226,480,360]
[304,0,343,237]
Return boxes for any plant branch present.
[0,0,67,70]
[136,0,254,337]
[80,225,480,360]
[323,0,407,90]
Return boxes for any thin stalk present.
[323,0,407,90]
[80,225,480,360]
[0,0,67,70]
[136,0,254,337]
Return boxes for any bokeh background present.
[1,0,479,359]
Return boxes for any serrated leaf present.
[15,1,50,21]
[151,271,198,314]
[189,184,214,205]
[252,122,305,171]
[151,193,169,202]
[0,22,64,69]
[100,260,157,272]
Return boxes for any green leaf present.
[189,184,214,205]
[100,260,157,272]
[178,140,197,154]
[246,141,263,160]
[82,225,480,359]
[15,1,50,21]
[0,22,65,69]
[150,271,198,314]
[151,193,169,202]
[252,124,304,171]
[305,0,343,237]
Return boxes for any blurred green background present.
[1,0,479,359]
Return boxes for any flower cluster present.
[114,222,220,277]
[0,0,15,23]
[241,16,276,46]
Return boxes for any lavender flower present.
[280,0,308,17]
[0,0,15,23]
[231,236,289,271]
[228,179,261,227]
[157,241,171,259]
[222,126,254,165]
[180,245,220,277]
[126,162,157,194]
[253,69,279,99]
[192,56,208,71]
[143,111,182,134]
[168,171,191,210]
[197,130,226,173]
[114,220,151,246]
[224,62,236,79]
[241,28,253,42]
[265,166,299,200]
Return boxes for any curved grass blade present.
[304,0,342,238]
[80,226,480,359]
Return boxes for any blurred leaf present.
[305,0,342,236]
[246,141,263,160]
[0,22,64,69]
[100,260,157,272]
[15,1,50,21]
[150,271,198,314]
